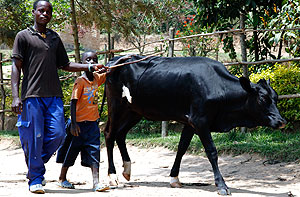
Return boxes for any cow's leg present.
[115,113,141,181]
[169,125,194,188]
[198,131,230,195]
[104,106,141,186]
[104,118,119,186]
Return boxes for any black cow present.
[103,55,286,195]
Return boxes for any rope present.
[108,51,164,69]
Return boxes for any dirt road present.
[0,138,299,197]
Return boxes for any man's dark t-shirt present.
[12,27,70,101]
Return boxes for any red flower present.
[184,21,187,24]
[190,30,193,33]
[188,44,190,48]
[189,22,192,26]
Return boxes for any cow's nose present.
[278,119,287,129]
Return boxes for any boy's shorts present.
[56,121,100,168]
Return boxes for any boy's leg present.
[57,125,82,189]
[59,166,69,182]
[91,167,99,188]
[57,166,75,189]
[17,98,46,187]
[91,167,109,192]
[78,121,108,191]
[42,97,65,163]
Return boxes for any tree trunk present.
[70,0,81,76]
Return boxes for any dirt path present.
[0,138,300,197]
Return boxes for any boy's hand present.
[92,64,108,71]
[70,122,81,136]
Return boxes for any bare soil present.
[0,137,300,197]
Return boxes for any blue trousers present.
[16,97,65,186]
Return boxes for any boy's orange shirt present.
[71,72,106,122]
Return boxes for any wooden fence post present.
[111,36,115,58]
[104,44,107,65]
[0,53,6,130]
[162,27,175,137]
[240,11,248,133]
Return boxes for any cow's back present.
[106,56,243,122]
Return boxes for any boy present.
[57,51,109,191]
[56,52,131,191]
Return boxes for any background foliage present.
[250,63,300,129]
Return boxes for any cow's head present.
[239,77,286,129]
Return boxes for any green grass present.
[0,130,19,138]
[2,126,300,162]
[125,127,300,162]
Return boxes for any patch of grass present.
[126,127,300,162]
[0,130,19,138]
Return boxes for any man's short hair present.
[33,0,52,11]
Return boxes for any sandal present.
[57,180,75,189]
[93,184,110,192]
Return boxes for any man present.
[11,0,106,194]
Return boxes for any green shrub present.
[250,63,300,124]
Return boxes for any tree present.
[73,0,186,54]
[193,0,284,64]
[0,0,70,47]
[0,0,32,47]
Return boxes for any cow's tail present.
[99,83,107,120]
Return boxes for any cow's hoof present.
[122,161,131,181]
[122,172,130,181]
[218,188,231,195]
[170,176,182,188]
[108,174,119,187]
[170,182,182,188]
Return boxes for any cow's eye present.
[262,95,272,105]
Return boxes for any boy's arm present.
[70,99,80,136]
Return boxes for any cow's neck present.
[216,92,257,131]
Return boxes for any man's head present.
[32,0,52,26]
[82,52,98,64]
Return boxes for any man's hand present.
[11,97,22,114]
[70,122,81,136]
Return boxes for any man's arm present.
[62,62,107,72]
[70,99,80,136]
[11,58,22,114]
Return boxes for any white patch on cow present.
[123,161,131,175]
[170,176,180,184]
[122,85,132,103]
[108,174,119,187]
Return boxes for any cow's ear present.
[239,77,255,93]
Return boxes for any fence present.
[1,25,300,131]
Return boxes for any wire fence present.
[1,26,300,130]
